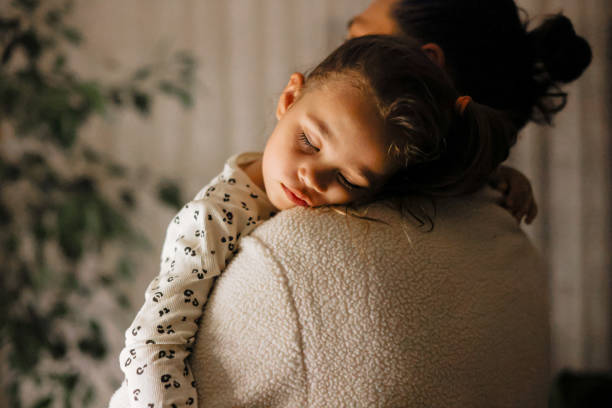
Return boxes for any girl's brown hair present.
[306,35,517,198]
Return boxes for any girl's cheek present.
[325,189,350,206]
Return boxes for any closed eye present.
[298,132,319,152]
[337,172,362,191]
[299,131,363,192]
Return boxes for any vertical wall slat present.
[579,0,611,369]
[227,0,266,155]
[261,0,294,145]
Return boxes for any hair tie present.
[455,96,472,115]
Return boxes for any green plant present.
[0,0,195,406]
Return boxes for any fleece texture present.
[110,188,550,407]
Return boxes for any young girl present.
[118,35,525,407]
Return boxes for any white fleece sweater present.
[110,188,550,407]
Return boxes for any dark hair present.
[306,35,517,197]
[391,0,592,128]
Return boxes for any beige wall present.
[65,0,610,404]
[513,0,611,371]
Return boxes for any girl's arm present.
[119,164,275,408]
[489,165,538,224]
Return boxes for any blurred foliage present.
[0,0,192,406]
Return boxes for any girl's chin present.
[268,190,292,211]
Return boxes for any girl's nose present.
[299,165,330,194]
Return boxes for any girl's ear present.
[421,43,446,69]
[276,72,305,120]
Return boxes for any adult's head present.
[348,0,592,129]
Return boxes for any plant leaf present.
[131,90,150,114]
[61,26,82,45]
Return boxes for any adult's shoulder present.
[249,187,529,256]
[193,188,550,407]
[234,188,549,406]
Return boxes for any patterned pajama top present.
[119,152,276,408]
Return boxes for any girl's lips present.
[281,184,309,207]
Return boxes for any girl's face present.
[261,73,399,210]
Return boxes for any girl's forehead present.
[302,78,380,132]
[298,81,398,178]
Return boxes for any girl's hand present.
[489,165,538,224]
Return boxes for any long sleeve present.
[118,154,276,408]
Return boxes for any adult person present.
[186,2,589,406]
[110,1,591,406]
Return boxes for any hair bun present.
[528,14,592,83]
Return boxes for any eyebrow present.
[350,167,375,189]
[305,115,373,187]
[305,114,332,141]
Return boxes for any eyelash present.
[297,131,361,192]
[298,132,319,152]
[337,173,359,191]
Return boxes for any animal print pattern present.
[119,153,276,408]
